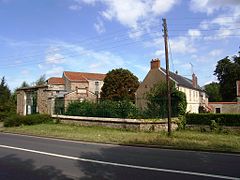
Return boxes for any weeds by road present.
[1,123,240,153]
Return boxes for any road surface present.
[0,132,239,180]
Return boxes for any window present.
[95,81,99,92]
[215,108,221,113]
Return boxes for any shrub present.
[186,113,240,126]
[0,112,9,122]
[4,114,53,127]
[65,101,96,117]
[145,82,187,118]
[65,100,141,119]
[177,115,186,130]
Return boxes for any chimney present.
[150,58,160,69]
[192,73,197,88]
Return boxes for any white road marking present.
[0,144,239,180]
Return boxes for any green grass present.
[1,123,240,153]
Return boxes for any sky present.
[0,0,239,91]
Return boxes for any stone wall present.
[209,103,240,114]
[37,88,49,114]
[16,90,26,115]
[52,115,178,132]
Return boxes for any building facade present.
[17,71,106,115]
[135,59,208,113]
[208,80,240,114]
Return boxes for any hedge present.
[65,100,141,119]
[186,113,240,126]
[4,114,54,127]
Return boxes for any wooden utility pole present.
[162,18,172,136]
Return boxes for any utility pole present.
[162,18,172,136]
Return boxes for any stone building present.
[209,80,240,114]
[17,71,106,115]
[135,59,209,113]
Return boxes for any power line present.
[0,35,158,69]
[168,39,175,73]
[0,30,160,65]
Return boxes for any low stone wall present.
[52,115,179,132]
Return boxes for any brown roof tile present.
[47,77,65,85]
[64,71,106,81]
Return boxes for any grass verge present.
[1,123,240,153]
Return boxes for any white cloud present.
[69,4,81,10]
[188,29,201,38]
[94,18,105,34]
[134,64,149,73]
[151,0,178,15]
[190,0,240,15]
[43,41,126,73]
[73,0,179,36]
[21,69,29,75]
[209,49,222,57]
[155,49,165,56]
[190,1,240,40]
[46,53,65,64]
[46,66,64,77]
[170,37,196,54]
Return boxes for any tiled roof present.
[47,77,65,85]
[64,71,106,81]
[160,68,203,91]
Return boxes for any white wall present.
[178,86,201,113]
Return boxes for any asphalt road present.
[0,133,239,180]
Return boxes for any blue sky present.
[0,0,239,91]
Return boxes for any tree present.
[214,51,240,101]
[100,68,139,102]
[20,81,30,88]
[35,74,46,86]
[0,76,13,112]
[146,82,187,118]
[204,82,222,102]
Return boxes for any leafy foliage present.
[214,52,240,101]
[0,77,16,113]
[100,68,139,102]
[186,113,240,126]
[20,81,30,88]
[145,82,187,118]
[204,82,222,102]
[4,114,53,127]
[65,100,140,118]
[35,74,46,86]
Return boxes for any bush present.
[0,112,9,122]
[177,115,186,130]
[4,114,53,127]
[186,113,240,126]
[65,100,141,119]
[145,82,187,118]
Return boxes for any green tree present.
[35,74,46,86]
[214,51,240,101]
[204,82,222,102]
[100,68,139,102]
[20,81,30,88]
[0,77,12,112]
[146,82,187,118]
